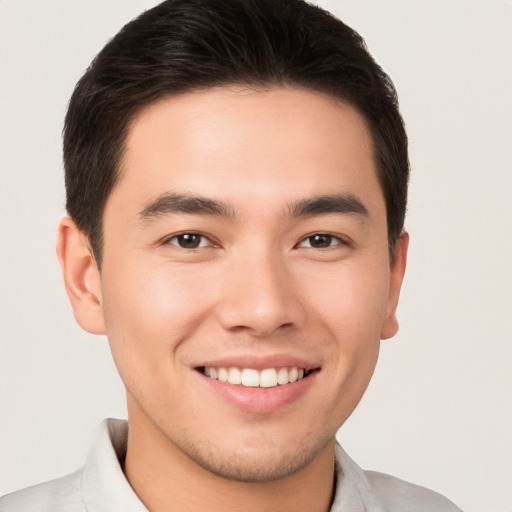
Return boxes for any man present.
[0,0,462,510]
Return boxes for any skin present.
[57,86,408,512]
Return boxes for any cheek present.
[100,263,216,375]
[303,261,388,402]
[303,260,391,340]
[316,267,387,411]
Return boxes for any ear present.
[380,232,409,340]
[56,217,106,335]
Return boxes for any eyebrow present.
[287,194,369,218]
[138,192,368,222]
[138,193,236,220]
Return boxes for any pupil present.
[179,234,200,248]
[311,234,331,248]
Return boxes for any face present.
[74,87,406,482]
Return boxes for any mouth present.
[195,366,318,388]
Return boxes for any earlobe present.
[380,232,409,340]
[56,217,106,335]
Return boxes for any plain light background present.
[0,1,510,511]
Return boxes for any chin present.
[175,429,334,483]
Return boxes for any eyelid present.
[160,231,349,250]
[164,231,217,249]
[296,233,348,249]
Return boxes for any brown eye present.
[308,234,332,248]
[298,233,343,249]
[169,233,208,249]
[309,234,332,249]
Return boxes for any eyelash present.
[165,232,346,250]
[166,232,214,250]
[297,233,345,249]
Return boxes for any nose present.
[216,250,306,337]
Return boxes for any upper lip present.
[193,353,320,371]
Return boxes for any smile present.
[199,366,314,388]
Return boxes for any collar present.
[79,418,382,512]
[79,419,147,511]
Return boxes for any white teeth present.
[260,368,277,388]
[277,367,289,385]
[241,368,259,387]
[203,366,309,388]
[218,367,228,382]
[227,367,242,385]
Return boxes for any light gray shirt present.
[0,419,462,511]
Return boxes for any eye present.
[298,233,343,249]
[167,233,211,249]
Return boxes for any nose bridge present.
[217,242,305,336]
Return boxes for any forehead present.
[111,86,383,220]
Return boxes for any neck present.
[123,405,336,512]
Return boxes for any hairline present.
[88,82,395,268]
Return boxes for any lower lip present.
[197,371,317,414]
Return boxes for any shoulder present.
[364,470,463,512]
[0,471,85,512]
[333,443,463,512]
